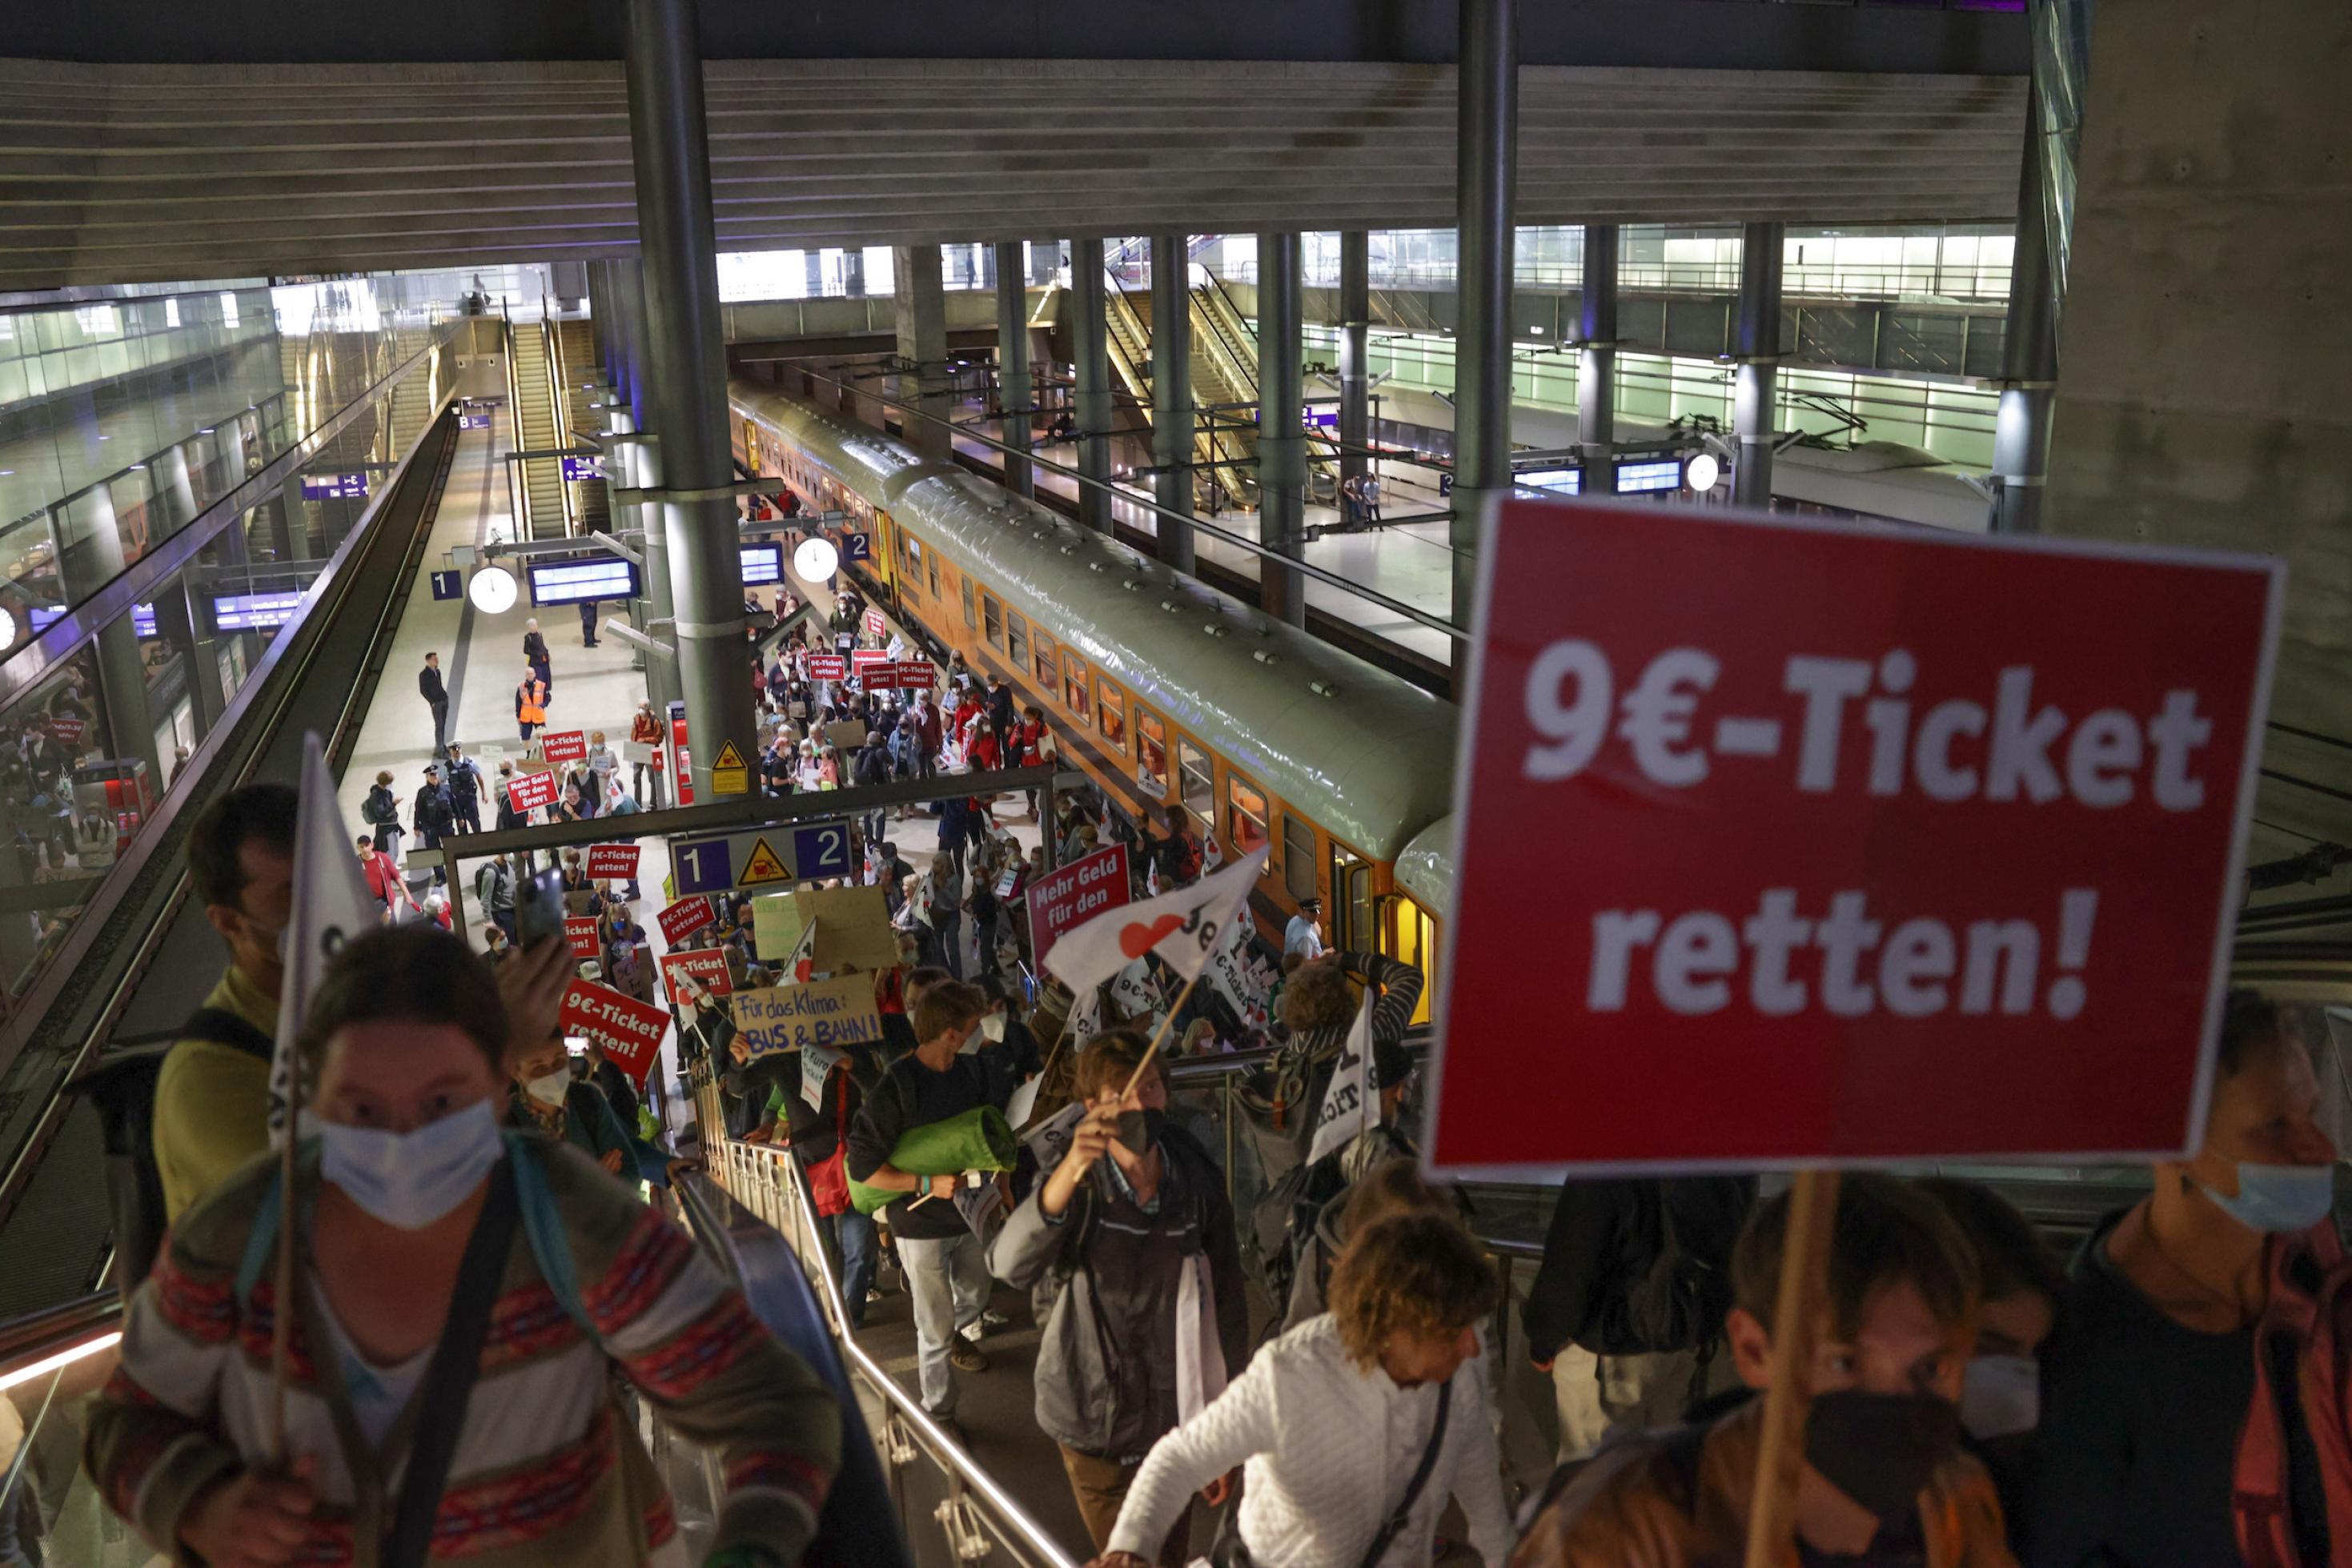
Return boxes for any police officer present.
[444,742,486,835]
[411,763,456,888]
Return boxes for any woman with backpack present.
[82,925,841,1568]
[361,769,403,858]
[989,1030,1249,1567]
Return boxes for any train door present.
[1331,844,1375,953]
[1389,894,1438,1025]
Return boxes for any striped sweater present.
[85,1137,841,1566]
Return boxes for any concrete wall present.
[2043,0,2352,852]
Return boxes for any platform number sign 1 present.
[672,837,735,896]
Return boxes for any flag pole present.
[1118,968,1205,1101]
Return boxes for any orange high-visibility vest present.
[518,680,548,725]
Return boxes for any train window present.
[1283,814,1318,903]
[1393,894,1435,1026]
[982,594,1003,649]
[902,531,923,588]
[1064,656,1092,721]
[1007,612,1028,668]
[1334,844,1374,954]
[1178,738,1213,822]
[1098,680,1126,749]
[927,548,941,598]
[1034,632,1058,691]
[961,576,977,631]
[1227,772,1271,864]
[1135,706,1168,792]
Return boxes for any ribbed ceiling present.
[0,58,2025,291]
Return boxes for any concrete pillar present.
[1578,224,1619,495]
[892,243,950,459]
[156,442,203,532]
[1451,0,1519,652]
[1992,95,2058,535]
[1255,232,1306,628]
[1339,231,1371,511]
[587,262,611,374]
[54,487,161,781]
[1070,238,1114,532]
[1149,234,1196,573]
[1731,221,1784,511]
[624,0,756,801]
[994,240,1034,499]
[151,579,220,740]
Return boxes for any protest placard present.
[730,973,885,1060]
[559,979,668,1086]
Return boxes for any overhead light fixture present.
[793,536,840,581]
[1685,451,1721,493]
[468,564,519,614]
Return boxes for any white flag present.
[1306,991,1377,1167]
[271,733,380,1145]
[1046,846,1269,995]
[1067,985,1102,1050]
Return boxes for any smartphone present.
[516,868,568,950]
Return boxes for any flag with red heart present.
[1044,846,1270,996]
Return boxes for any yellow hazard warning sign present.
[737,835,792,887]
[709,739,750,796]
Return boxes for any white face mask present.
[524,1069,572,1108]
[980,1012,1007,1043]
[319,1100,504,1230]
[1959,1353,2041,1440]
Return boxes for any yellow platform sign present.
[738,834,792,887]
[709,739,750,796]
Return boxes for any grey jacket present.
[988,1122,1249,1461]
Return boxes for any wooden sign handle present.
[1742,1169,1840,1568]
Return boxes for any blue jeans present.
[836,1208,877,1330]
[897,1231,988,1417]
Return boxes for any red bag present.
[803,1065,853,1217]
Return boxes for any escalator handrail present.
[0,1289,120,1374]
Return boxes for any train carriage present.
[731,380,1455,1017]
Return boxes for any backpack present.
[74,1007,275,1289]
[1599,1181,1747,1355]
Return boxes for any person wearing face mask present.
[508,1031,634,1178]
[2023,989,2346,1568]
[85,924,843,1568]
[990,1030,1249,1566]
[1514,1172,2011,1568]
[1913,1178,2062,1530]
[152,786,299,1228]
[1090,1210,1513,1568]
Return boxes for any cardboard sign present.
[622,740,657,765]
[825,720,869,751]
[730,973,885,1060]
[539,729,587,765]
[1430,498,2282,1177]
[559,979,668,1086]
[564,915,602,960]
[504,770,559,813]
[657,893,717,946]
[586,842,640,878]
[806,653,847,680]
[1024,844,1131,967]
[751,893,806,962]
[660,946,735,1000]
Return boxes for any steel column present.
[1149,234,1197,574]
[993,241,1034,499]
[1732,220,1784,511]
[1452,0,1519,662]
[1578,224,1619,495]
[1256,232,1306,628]
[1992,94,2058,535]
[624,0,756,801]
[891,243,949,459]
[1339,231,1371,507]
[1070,238,1114,532]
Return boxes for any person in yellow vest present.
[516,665,548,744]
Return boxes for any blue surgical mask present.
[319,1099,504,1229]
[2201,1161,2337,1234]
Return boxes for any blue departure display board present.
[528,555,641,606]
[740,543,783,585]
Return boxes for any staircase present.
[508,319,568,539]
[552,318,608,535]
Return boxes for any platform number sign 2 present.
[843,532,872,563]
[793,822,853,880]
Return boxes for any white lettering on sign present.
[1523,643,2216,812]
[1586,885,2100,1022]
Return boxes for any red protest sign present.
[657,893,716,947]
[1430,499,2281,1177]
[504,769,560,813]
[586,843,640,879]
[1024,844,1131,967]
[851,648,891,670]
[660,946,735,1000]
[564,916,602,960]
[865,608,886,638]
[559,979,668,1087]
[47,715,85,745]
[806,653,846,680]
[889,660,936,690]
[539,729,587,765]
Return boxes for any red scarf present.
[2234,1220,2352,1565]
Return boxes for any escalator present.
[0,337,482,1318]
